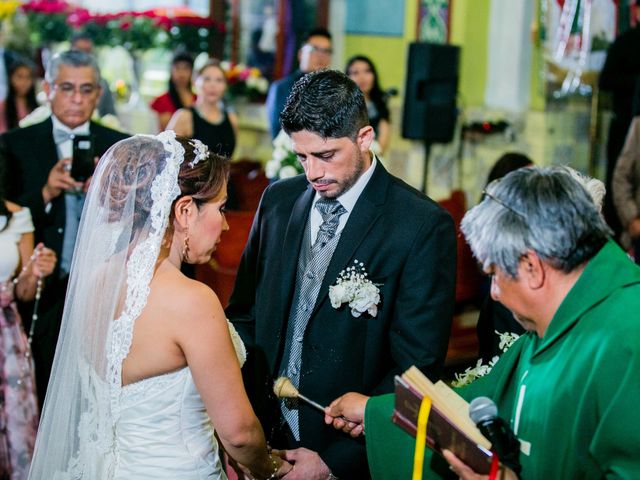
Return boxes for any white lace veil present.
[28,131,185,479]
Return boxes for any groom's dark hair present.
[280,69,369,141]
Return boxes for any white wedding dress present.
[112,321,246,480]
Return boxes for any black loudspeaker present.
[402,42,460,143]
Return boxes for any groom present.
[227,70,456,479]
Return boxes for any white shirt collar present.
[51,114,90,136]
[312,154,378,212]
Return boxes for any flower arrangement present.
[451,331,520,388]
[265,130,303,180]
[19,1,223,54]
[21,0,73,44]
[221,61,269,102]
[329,260,381,318]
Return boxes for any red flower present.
[67,9,91,28]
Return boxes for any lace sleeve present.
[227,320,247,367]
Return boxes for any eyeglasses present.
[53,82,99,98]
[482,180,527,219]
[302,44,333,56]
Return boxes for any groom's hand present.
[279,447,331,480]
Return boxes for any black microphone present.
[469,396,522,476]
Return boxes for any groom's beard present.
[317,149,366,199]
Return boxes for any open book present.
[393,366,493,474]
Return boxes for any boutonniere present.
[329,260,381,318]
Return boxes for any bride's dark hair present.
[176,137,229,207]
[101,135,229,236]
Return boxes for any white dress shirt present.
[309,155,378,245]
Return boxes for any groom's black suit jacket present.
[1,117,128,404]
[227,162,456,479]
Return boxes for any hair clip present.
[188,139,209,167]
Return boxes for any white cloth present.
[0,208,34,282]
[113,322,245,479]
[310,155,377,245]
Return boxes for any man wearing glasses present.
[2,49,128,406]
[266,27,333,139]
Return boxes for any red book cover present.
[392,376,493,474]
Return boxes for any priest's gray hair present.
[45,50,101,85]
[461,166,611,278]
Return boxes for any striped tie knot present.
[314,198,346,250]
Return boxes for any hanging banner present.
[541,0,617,96]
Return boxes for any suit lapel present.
[310,162,390,317]
[38,118,59,171]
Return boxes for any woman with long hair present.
[0,58,38,133]
[150,52,196,131]
[345,55,391,155]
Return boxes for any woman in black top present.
[168,59,237,159]
[346,55,390,156]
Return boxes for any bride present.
[28,132,291,479]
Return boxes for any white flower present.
[247,76,259,89]
[329,261,380,318]
[265,159,280,179]
[497,331,520,351]
[329,283,349,308]
[278,165,299,179]
[269,130,303,180]
[273,129,293,149]
[256,77,269,93]
[451,332,521,388]
[272,147,289,162]
[350,282,380,317]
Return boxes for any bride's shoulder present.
[157,273,223,317]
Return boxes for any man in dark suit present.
[265,27,332,139]
[227,70,456,479]
[2,50,128,405]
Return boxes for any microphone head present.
[469,396,498,425]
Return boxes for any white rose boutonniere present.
[329,260,381,318]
